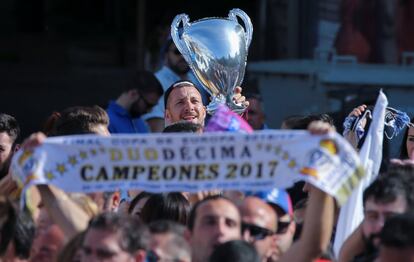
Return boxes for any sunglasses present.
[276,220,291,234]
[137,92,157,110]
[242,222,275,241]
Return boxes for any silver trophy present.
[171,9,253,114]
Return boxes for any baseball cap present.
[246,188,293,216]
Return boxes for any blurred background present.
[0,0,413,156]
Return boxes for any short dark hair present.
[148,220,186,235]
[282,114,334,129]
[123,70,163,97]
[140,193,190,225]
[363,172,412,210]
[13,209,35,259]
[48,106,109,136]
[162,121,203,133]
[209,240,260,262]
[128,191,154,215]
[164,80,198,108]
[0,113,20,145]
[188,195,237,231]
[381,212,414,248]
[86,212,150,254]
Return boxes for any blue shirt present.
[106,101,149,134]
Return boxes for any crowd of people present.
[1,39,414,262]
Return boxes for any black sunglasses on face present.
[242,222,275,241]
[276,220,291,234]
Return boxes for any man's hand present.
[233,86,249,108]
[21,132,46,150]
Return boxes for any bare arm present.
[281,186,334,262]
[338,224,365,262]
[37,185,90,240]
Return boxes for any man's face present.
[247,98,265,130]
[30,224,65,262]
[189,199,241,262]
[362,196,407,248]
[165,85,206,126]
[406,127,414,159]
[81,228,137,262]
[240,197,277,262]
[130,92,160,118]
[166,44,190,75]
[0,132,14,179]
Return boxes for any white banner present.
[11,130,364,205]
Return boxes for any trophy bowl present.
[171,9,253,114]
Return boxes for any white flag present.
[333,90,388,256]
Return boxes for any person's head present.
[128,192,153,217]
[119,70,163,118]
[140,193,190,225]
[246,94,266,130]
[5,209,35,260]
[164,40,190,76]
[0,113,20,179]
[30,224,65,262]
[187,195,241,262]
[162,121,203,133]
[379,212,414,262]
[164,81,206,127]
[281,114,334,130]
[249,189,295,261]
[147,220,190,262]
[57,231,85,262]
[81,212,150,262]
[239,197,277,262]
[48,106,110,136]
[209,240,260,262]
[362,175,411,248]
[399,117,414,159]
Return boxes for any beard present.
[169,60,190,75]
[129,101,145,118]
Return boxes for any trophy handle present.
[228,8,253,50]
[171,14,191,58]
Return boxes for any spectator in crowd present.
[0,113,20,180]
[143,39,208,132]
[249,189,295,261]
[239,196,277,262]
[30,224,65,262]
[106,71,163,134]
[147,220,190,262]
[245,93,267,130]
[80,213,150,262]
[339,166,414,261]
[140,193,190,225]
[378,212,414,262]
[0,200,35,262]
[163,80,248,128]
[0,114,21,198]
[399,116,414,159]
[209,240,260,262]
[186,195,242,262]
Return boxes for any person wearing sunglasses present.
[106,70,163,134]
[239,196,277,262]
[248,189,295,261]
